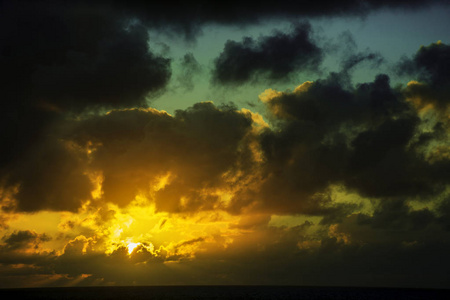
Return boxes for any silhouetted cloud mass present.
[212,22,323,85]
[227,73,448,216]
[0,0,171,191]
[399,41,450,109]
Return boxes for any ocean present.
[0,285,448,299]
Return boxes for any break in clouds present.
[0,0,449,289]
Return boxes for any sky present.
[1,0,450,289]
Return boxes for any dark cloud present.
[346,116,447,199]
[30,23,171,111]
[355,199,435,231]
[5,138,93,212]
[0,0,171,210]
[3,66,448,219]
[436,197,450,231]
[70,102,254,211]
[330,31,384,74]
[398,42,450,87]
[227,72,449,215]
[1,0,440,53]
[398,41,450,110]
[341,52,384,73]
[1,230,51,251]
[1,0,448,215]
[0,1,171,112]
[8,68,444,217]
[212,22,323,85]
[105,1,449,34]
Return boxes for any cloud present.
[225,72,449,216]
[341,52,384,73]
[106,1,449,36]
[3,69,448,217]
[69,103,255,212]
[329,31,384,74]
[5,138,93,212]
[2,3,447,216]
[1,230,51,251]
[399,41,450,113]
[30,23,171,112]
[0,1,171,211]
[176,53,202,91]
[355,199,435,231]
[1,1,172,111]
[212,22,323,85]
[399,41,450,87]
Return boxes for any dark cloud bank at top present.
[102,0,449,32]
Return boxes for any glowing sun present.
[127,242,140,254]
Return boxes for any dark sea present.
[0,286,448,300]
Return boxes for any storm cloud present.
[212,22,323,85]
[0,0,172,210]
[97,0,450,38]
[399,41,450,111]
[69,102,255,212]
[236,72,447,215]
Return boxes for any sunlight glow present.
[127,242,140,254]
